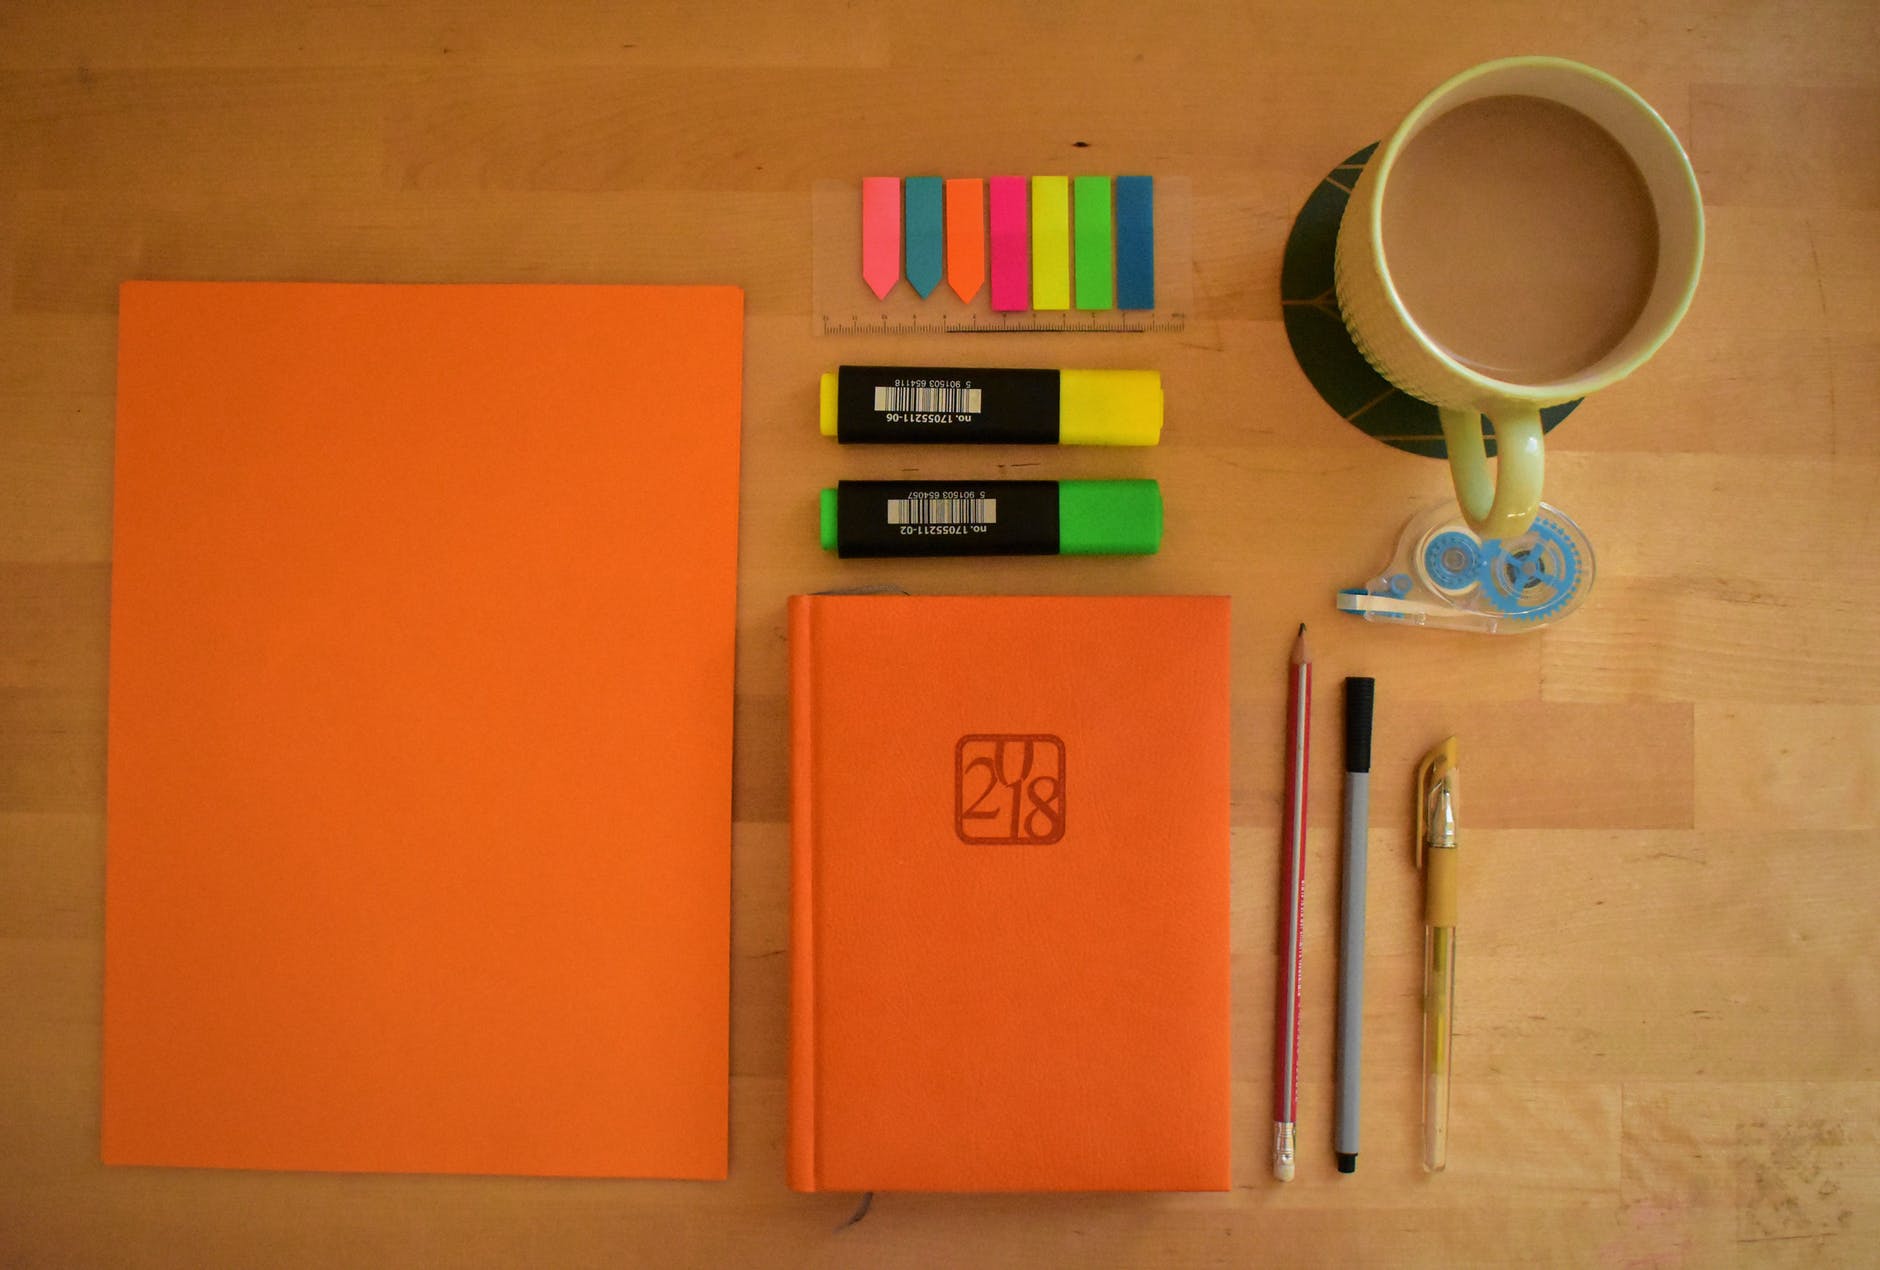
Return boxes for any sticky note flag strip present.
[1030,176,1071,311]
[862,177,902,300]
[904,177,944,299]
[1116,175,1155,311]
[944,178,986,304]
[1073,177,1115,311]
[989,177,1030,312]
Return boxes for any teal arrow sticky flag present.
[904,176,944,299]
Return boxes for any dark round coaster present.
[1281,143,1579,460]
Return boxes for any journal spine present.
[786,596,819,1192]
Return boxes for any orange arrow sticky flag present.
[945,179,985,304]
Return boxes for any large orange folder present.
[789,594,1232,1192]
[104,282,742,1178]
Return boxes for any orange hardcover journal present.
[789,594,1232,1192]
[104,282,742,1178]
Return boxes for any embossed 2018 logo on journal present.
[955,734,1066,844]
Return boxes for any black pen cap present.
[1344,677,1375,773]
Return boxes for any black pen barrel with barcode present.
[821,480,1163,558]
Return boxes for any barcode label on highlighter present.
[837,367,1057,443]
[835,480,1056,556]
[886,497,997,526]
[873,385,984,415]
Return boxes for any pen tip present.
[1298,622,1306,635]
[1336,1153,1357,1174]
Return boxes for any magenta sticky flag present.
[989,176,1029,312]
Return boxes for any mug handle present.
[1438,405,1543,540]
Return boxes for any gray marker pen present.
[1336,677,1375,1174]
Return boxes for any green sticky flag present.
[1073,177,1114,311]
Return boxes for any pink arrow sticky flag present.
[861,178,902,300]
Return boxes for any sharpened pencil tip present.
[1290,622,1311,665]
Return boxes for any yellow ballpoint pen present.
[1416,737,1460,1173]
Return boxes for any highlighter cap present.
[819,373,839,437]
[1059,480,1162,555]
[1058,370,1163,446]
[819,487,838,550]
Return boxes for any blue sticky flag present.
[1115,175,1155,311]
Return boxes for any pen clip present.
[1415,737,1459,869]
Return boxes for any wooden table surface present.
[3,2,1876,1265]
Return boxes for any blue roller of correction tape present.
[1337,500,1594,634]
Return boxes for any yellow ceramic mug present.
[1335,57,1704,538]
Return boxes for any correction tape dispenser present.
[1337,500,1594,634]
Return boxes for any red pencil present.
[1273,623,1312,1181]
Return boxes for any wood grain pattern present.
[3,1,1876,1264]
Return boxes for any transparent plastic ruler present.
[811,177,1192,335]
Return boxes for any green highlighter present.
[820,479,1162,559]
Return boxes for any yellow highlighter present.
[819,366,1162,445]
[1416,737,1461,1173]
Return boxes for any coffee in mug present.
[1384,95,1658,385]
[1335,58,1704,539]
